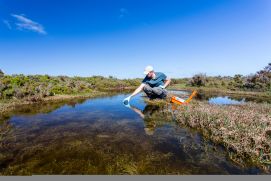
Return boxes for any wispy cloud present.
[3,20,12,29]
[10,14,47,35]
[119,8,128,18]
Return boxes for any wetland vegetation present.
[0,63,271,175]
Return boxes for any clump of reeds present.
[143,97,169,107]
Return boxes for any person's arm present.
[164,77,171,88]
[159,77,171,89]
[130,83,145,97]
[130,106,145,119]
[123,83,145,103]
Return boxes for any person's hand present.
[123,96,131,105]
[159,85,165,89]
[124,102,131,109]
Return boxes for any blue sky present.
[0,0,271,78]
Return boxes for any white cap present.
[143,65,154,75]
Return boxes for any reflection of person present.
[129,105,145,119]
[123,65,171,104]
[125,104,161,136]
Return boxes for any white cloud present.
[11,14,47,35]
[119,8,128,18]
[3,20,12,29]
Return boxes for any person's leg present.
[143,84,154,98]
[152,87,168,99]
[143,85,168,99]
[159,89,168,99]
[161,90,168,99]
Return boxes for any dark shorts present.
[143,84,167,99]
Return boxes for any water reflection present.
[195,92,271,104]
[208,96,245,105]
[125,103,175,136]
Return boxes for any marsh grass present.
[143,98,168,107]
[142,92,271,172]
[172,100,271,171]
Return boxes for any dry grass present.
[173,100,271,171]
[143,98,168,107]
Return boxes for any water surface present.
[208,96,245,105]
[168,90,246,105]
[0,93,264,175]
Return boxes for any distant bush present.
[244,63,271,91]
[1,62,270,100]
[227,74,245,90]
[171,78,189,85]
[174,62,271,92]
[188,73,207,87]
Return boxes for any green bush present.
[244,63,271,91]
[51,85,69,95]
[2,88,15,99]
[1,63,270,100]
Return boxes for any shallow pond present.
[0,93,265,175]
[168,90,245,105]
[168,89,270,105]
[208,96,245,105]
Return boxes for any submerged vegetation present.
[0,97,261,175]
